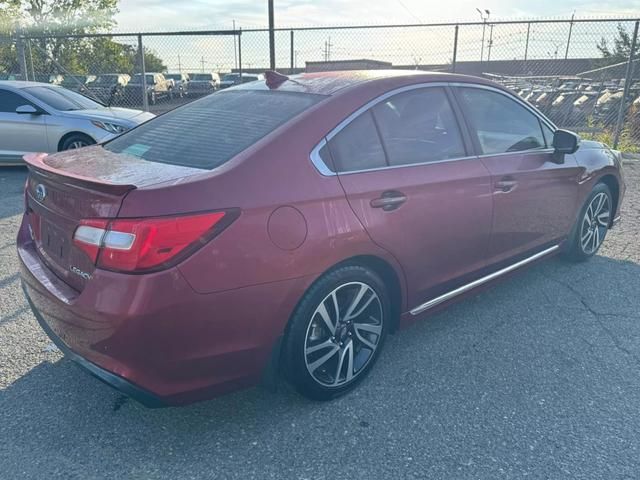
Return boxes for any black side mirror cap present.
[553,129,580,155]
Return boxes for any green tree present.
[597,23,635,65]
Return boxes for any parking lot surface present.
[1,161,639,479]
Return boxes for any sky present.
[110,0,640,73]
[114,0,640,32]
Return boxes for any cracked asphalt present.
[1,161,639,479]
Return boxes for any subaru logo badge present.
[35,184,47,202]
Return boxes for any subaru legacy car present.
[18,71,624,406]
[1,81,154,165]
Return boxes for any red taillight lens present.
[73,211,234,273]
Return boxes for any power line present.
[396,0,423,24]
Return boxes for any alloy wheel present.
[580,192,610,255]
[304,282,384,387]
[69,140,88,149]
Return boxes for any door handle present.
[494,177,518,193]
[370,191,407,211]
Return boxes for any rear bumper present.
[17,215,312,406]
[23,284,165,408]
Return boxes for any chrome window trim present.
[409,244,560,316]
[309,138,337,176]
[308,81,558,176]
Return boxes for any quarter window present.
[458,87,546,154]
[327,111,387,172]
[372,87,466,166]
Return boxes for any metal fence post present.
[613,20,639,149]
[15,28,28,81]
[452,25,459,73]
[290,30,294,73]
[238,28,242,77]
[138,34,149,112]
[268,0,275,70]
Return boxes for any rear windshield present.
[104,90,324,169]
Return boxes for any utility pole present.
[564,11,575,59]
[487,23,494,63]
[200,56,206,73]
[268,0,275,70]
[178,54,182,74]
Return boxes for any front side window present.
[327,111,387,172]
[457,87,546,154]
[0,90,33,113]
[106,90,324,170]
[372,87,466,166]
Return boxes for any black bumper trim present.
[22,282,166,408]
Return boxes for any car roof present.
[241,70,501,96]
[0,80,55,89]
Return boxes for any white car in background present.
[0,81,154,165]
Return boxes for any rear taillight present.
[73,210,237,273]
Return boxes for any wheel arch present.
[596,174,620,226]
[57,131,96,152]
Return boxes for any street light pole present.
[476,8,490,66]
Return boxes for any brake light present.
[73,211,235,273]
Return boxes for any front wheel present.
[283,265,389,400]
[60,133,95,151]
[563,183,613,262]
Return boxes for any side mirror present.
[553,129,580,154]
[15,104,40,115]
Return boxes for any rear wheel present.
[283,265,389,400]
[60,133,95,151]
[563,183,612,261]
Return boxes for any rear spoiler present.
[24,153,136,196]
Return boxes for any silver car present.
[0,81,154,165]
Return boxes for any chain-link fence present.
[1,18,639,150]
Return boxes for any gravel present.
[1,162,639,479]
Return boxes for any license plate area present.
[40,219,71,263]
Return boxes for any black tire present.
[60,133,95,151]
[563,183,613,262]
[283,265,390,401]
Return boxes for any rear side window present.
[457,87,546,154]
[105,90,323,169]
[327,111,387,172]
[372,87,466,166]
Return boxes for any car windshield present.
[94,75,119,86]
[61,76,86,86]
[129,74,154,84]
[105,90,324,169]
[165,74,182,80]
[191,74,212,81]
[24,86,103,111]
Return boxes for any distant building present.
[306,59,392,72]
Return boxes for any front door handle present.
[370,191,407,211]
[495,177,518,193]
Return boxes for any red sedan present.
[18,70,625,406]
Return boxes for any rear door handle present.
[370,191,407,211]
[495,177,518,193]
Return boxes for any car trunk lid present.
[23,147,206,291]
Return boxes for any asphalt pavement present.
[1,161,639,479]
